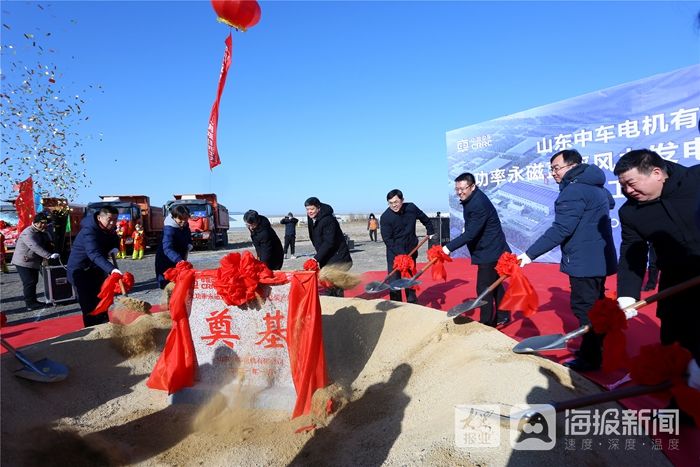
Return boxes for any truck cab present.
[166,194,229,250]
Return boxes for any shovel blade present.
[14,357,68,383]
[512,334,567,354]
[389,278,421,290]
[365,281,390,294]
[446,299,488,318]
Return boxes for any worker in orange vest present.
[116,221,128,259]
[132,223,145,260]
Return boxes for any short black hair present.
[33,212,50,224]
[170,204,190,220]
[614,149,667,176]
[386,189,403,201]
[304,197,321,208]
[454,172,475,185]
[243,209,259,224]
[98,206,118,216]
[551,149,583,165]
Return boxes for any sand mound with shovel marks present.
[1,298,671,466]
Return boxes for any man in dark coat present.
[380,189,435,303]
[518,149,617,372]
[304,197,352,296]
[280,212,299,259]
[442,173,511,326]
[244,210,284,270]
[155,205,193,289]
[67,206,121,327]
[614,149,700,390]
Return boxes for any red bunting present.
[213,251,274,306]
[393,254,415,279]
[495,252,538,317]
[207,33,233,170]
[147,261,197,394]
[630,342,700,425]
[90,272,135,316]
[589,298,629,372]
[427,245,451,282]
[286,271,327,418]
[14,176,35,234]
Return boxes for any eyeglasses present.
[455,184,474,193]
[550,164,573,173]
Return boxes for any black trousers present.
[657,268,700,361]
[15,265,40,305]
[72,267,110,327]
[284,235,296,255]
[569,276,606,365]
[388,270,417,303]
[369,230,377,242]
[476,262,506,326]
[646,245,659,287]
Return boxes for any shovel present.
[389,257,438,290]
[0,338,68,383]
[110,254,152,313]
[446,275,507,318]
[365,235,430,293]
[512,274,700,354]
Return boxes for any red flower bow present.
[303,258,320,272]
[393,254,415,279]
[427,245,451,282]
[589,298,629,372]
[495,252,538,317]
[213,251,274,306]
[90,271,135,316]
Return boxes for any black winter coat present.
[526,164,617,278]
[67,213,119,284]
[617,162,700,301]
[445,188,510,264]
[308,203,352,268]
[250,215,284,270]
[380,202,434,271]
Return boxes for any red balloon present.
[211,0,261,31]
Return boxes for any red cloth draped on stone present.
[147,261,197,394]
[630,342,700,425]
[286,271,328,418]
[14,176,35,234]
[90,272,135,316]
[213,251,274,306]
[589,298,629,372]
[393,254,415,279]
[495,252,538,317]
[427,245,451,282]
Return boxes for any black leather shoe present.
[643,282,657,291]
[563,358,600,372]
[25,301,46,311]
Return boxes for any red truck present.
[166,193,230,250]
[86,195,164,249]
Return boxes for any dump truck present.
[86,195,164,249]
[165,193,230,250]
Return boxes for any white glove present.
[187,244,193,252]
[517,253,532,267]
[688,359,700,391]
[49,253,60,260]
[111,269,122,275]
[108,248,119,257]
[442,245,451,255]
[428,234,436,240]
[617,296,637,319]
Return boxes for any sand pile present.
[1,298,671,466]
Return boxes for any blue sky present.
[2,1,699,215]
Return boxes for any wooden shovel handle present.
[627,274,700,310]
[412,257,438,281]
[552,381,672,413]
[383,235,431,282]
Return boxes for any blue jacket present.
[526,163,617,278]
[445,188,510,264]
[380,202,434,271]
[280,216,298,237]
[155,216,192,281]
[66,213,120,284]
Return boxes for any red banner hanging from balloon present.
[207,33,233,170]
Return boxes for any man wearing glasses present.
[11,211,60,311]
[517,149,617,372]
[442,173,511,327]
[67,206,121,327]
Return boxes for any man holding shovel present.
[614,149,700,390]
[441,173,511,327]
[517,149,617,372]
[67,206,121,327]
[380,189,435,303]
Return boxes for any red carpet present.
[1,260,696,465]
